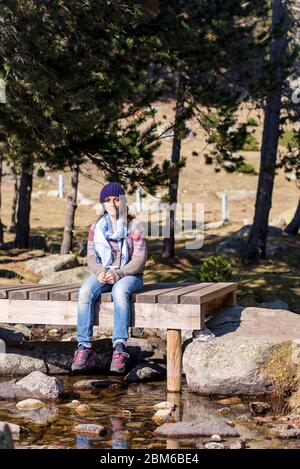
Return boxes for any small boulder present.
[26,253,79,276]
[73,379,113,390]
[204,442,224,449]
[16,399,46,410]
[211,434,222,442]
[0,380,17,400]
[153,401,175,412]
[152,409,175,425]
[0,353,47,376]
[124,362,166,384]
[249,402,272,416]
[14,371,64,401]
[154,419,239,438]
[230,439,246,449]
[39,266,89,284]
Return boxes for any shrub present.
[200,111,220,129]
[246,117,259,127]
[241,134,259,151]
[195,255,232,282]
[279,129,297,149]
[237,162,256,174]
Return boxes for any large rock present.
[0,373,63,401]
[39,266,89,284]
[26,253,79,277]
[183,306,300,396]
[0,338,154,376]
[0,423,14,449]
[0,352,47,376]
[14,371,64,401]
[183,335,279,395]
[206,306,300,339]
[215,238,245,256]
[0,380,17,400]
[231,224,283,240]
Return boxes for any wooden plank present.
[180,282,236,305]
[73,282,192,304]
[200,282,236,304]
[29,284,80,301]
[0,300,203,329]
[201,290,238,317]
[167,329,182,392]
[50,286,81,301]
[0,284,41,299]
[157,283,211,304]
[70,282,164,302]
[134,282,194,304]
[9,284,62,300]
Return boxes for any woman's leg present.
[111,274,143,346]
[77,274,112,347]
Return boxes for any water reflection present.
[75,417,128,449]
[76,435,92,449]
[111,417,128,449]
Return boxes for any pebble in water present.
[16,399,46,410]
[211,434,222,442]
[74,424,106,436]
[65,400,80,408]
[205,442,225,449]
[75,404,91,415]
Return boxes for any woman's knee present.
[78,276,100,303]
[111,282,130,301]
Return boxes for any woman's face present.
[103,196,120,216]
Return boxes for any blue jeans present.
[77,273,144,347]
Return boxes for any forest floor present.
[0,100,299,313]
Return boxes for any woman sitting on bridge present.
[71,182,147,374]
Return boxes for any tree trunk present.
[284,197,300,234]
[7,166,19,233]
[244,0,290,261]
[162,73,186,260]
[60,162,79,255]
[15,157,33,249]
[0,155,3,244]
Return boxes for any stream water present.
[0,376,299,449]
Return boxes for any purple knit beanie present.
[99,182,126,203]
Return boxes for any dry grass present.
[262,342,300,408]
[0,100,299,311]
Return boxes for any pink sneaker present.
[71,346,98,373]
[110,350,129,374]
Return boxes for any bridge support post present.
[167,329,182,392]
